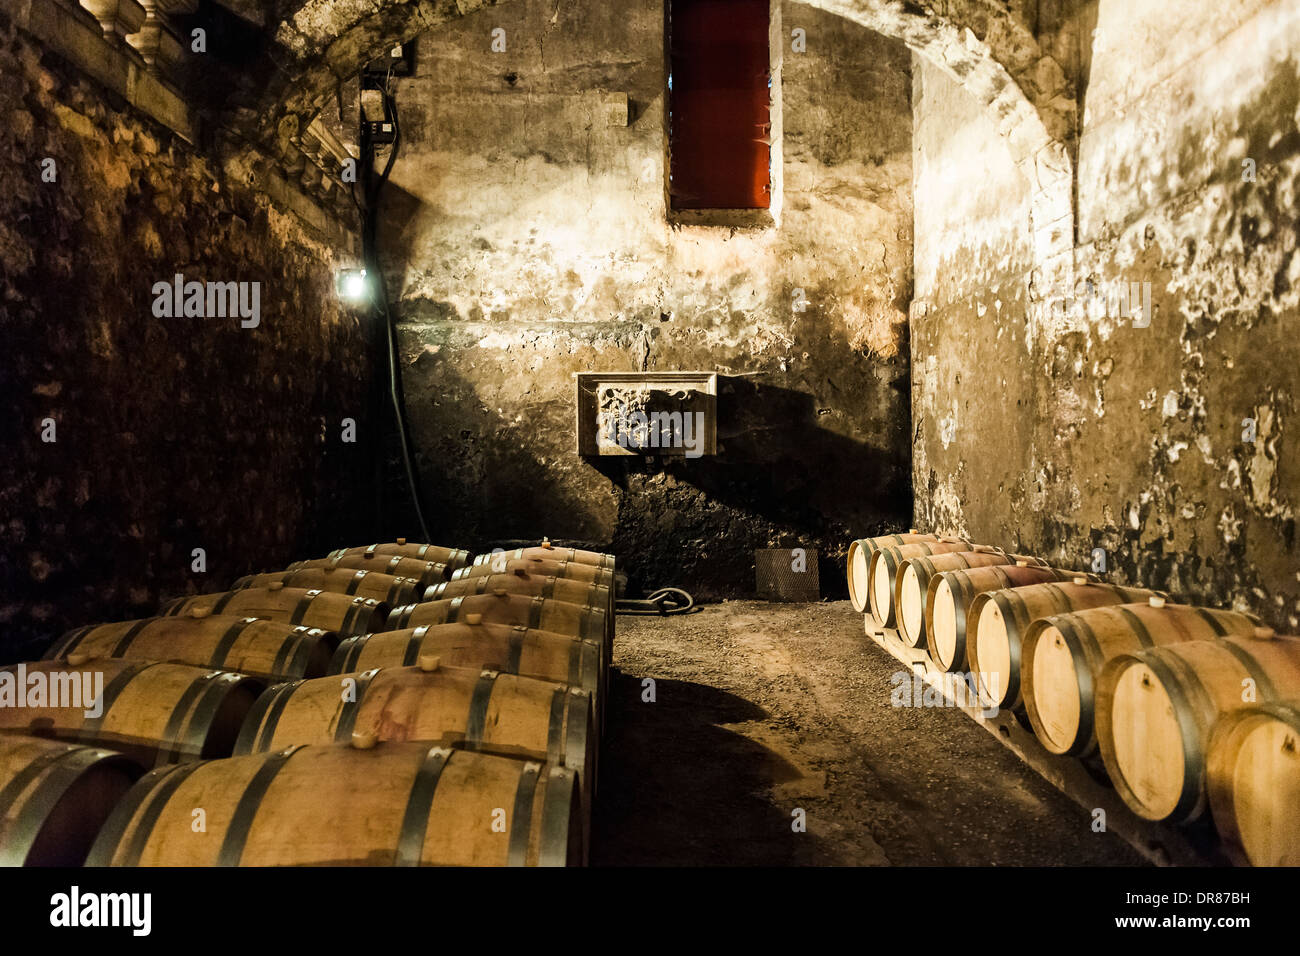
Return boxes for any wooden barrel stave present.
[472,546,614,571]
[385,593,607,648]
[425,573,611,613]
[46,614,337,681]
[161,587,388,638]
[0,659,263,767]
[452,558,614,588]
[327,541,472,571]
[868,539,975,630]
[233,568,423,607]
[0,735,142,866]
[289,553,450,589]
[846,533,939,613]
[86,743,583,866]
[894,548,1037,648]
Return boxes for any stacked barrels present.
[847,528,1300,866]
[0,537,615,867]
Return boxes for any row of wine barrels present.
[868,538,976,628]
[896,549,1047,648]
[472,542,615,571]
[385,593,607,648]
[0,660,262,767]
[86,741,583,866]
[925,564,1102,673]
[1017,599,1257,756]
[289,553,449,590]
[846,533,940,612]
[967,581,1166,711]
[161,586,388,638]
[329,540,472,572]
[0,735,143,866]
[425,571,611,615]
[233,568,424,608]
[1096,632,1300,824]
[232,663,596,842]
[44,614,337,681]
[1207,700,1300,866]
[453,557,615,588]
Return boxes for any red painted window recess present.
[668,0,772,210]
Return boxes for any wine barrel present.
[453,557,615,588]
[331,624,603,701]
[967,580,1165,712]
[894,548,1034,648]
[0,735,142,866]
[289,553,449,590]
[868,539,975,629]
[1019,599,1257,756]
[161,586,388,638]
[1206,700,1300,866]
[925,563,1100,674]
[234,664,596,832]
[0,659,262,767]
[386,593,606,647]
[328,540,472,571]
[1096,632,1300,822]
[43,613,337,681]
[86,742,583,866]
[472,543,614,571]
[425,573,612,618]
[846,533,939,613]
[232,568,423,607]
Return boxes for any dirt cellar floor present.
[590,601,1147,866]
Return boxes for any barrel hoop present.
[155,671,219,766]
[464,671,499,746]
[507,762,542,866]
[211,591,238,615]
[1114,606,1157,649]
[104,618,154,658]
[426,583,445,601]
[334,669,380,743]
[394,746,453,866]
[416,544,431,558]
[529,596,545,629]
[508,627,526,674]
[1192,607,1230,637]
[269,626,303,676]
[233,681,285,756]
[289,591,320,626]
[1052,617,1100,754]
[541,578,556,601]
[1,745,121,867]
[334,635,362,673]
[284,628,318,678]
[474,576,491,595]
[564,692,588,774]
[340,599,365,637]
[175,672,245,764]
[82,662,154,736]
[544,687,566,763]
[0,745,77,830]
[447,596,465,622]
[254,680,305,754]
[1215,639,1278,700]
[538,768,574,867]
[401,627,427,667]
[1135,651,1214,820]
[385,578,402,606]
[47,625,95,661]
[113,761,205,867]
[343,570,364,596]
[209,617,261,670]
[218,746,304,866]
[567,641,581,687]
[365,544,379,555]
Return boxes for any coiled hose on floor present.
[616,588,696,615]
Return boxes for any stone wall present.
[373,0,915,598]
[0,12,371,663]
[911,0,1300,629]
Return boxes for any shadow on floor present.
[590,670,824,865]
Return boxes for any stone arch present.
[235,0,1075,294]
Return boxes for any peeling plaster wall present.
[912,0,1300,629]
[378,0,914,597]
[0,16,372,663]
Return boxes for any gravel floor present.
[589,600,1148,866]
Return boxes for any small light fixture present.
[336,268,371,304]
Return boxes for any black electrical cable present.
[359,79,433,543]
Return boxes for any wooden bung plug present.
[1073,574,1089,586]
[67,652,91,667]
[396,537,407,546]
[268,581,284,591]
[363,551,374,559]
[418,654,440,672]
[1252,626,1277,640]
[492,588,509,597]
[1016,559,1030,567]
[1147,594,1166,608]
[189,605,211,619]
[513,567,529,577]
[465,613,483,625]
[350,730,378,750]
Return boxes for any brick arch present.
[240,0,1075,294]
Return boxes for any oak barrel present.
[46,614,337,681]
[86,742,583,866]
[1019,599,1257,755]
[233,568,422,607]
[1096,632,1300,822]
[289,553,449,590]
[328,540,472,571]
[472,543,614,571]
[0,735,141,866]
[867,539,975,630]
[846,533,940,613]
[161,586,388,638]
[386,593,606,647]
[453,557,615,588]
[967,580,1165,712]
[425,573,611,614]
[0,659,263,766]
[924,563,1100,673]
[1206,700,1300,866]
[894,548,1034,648]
